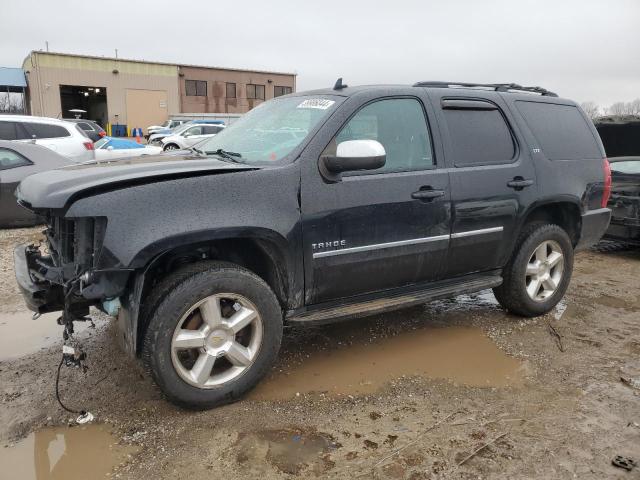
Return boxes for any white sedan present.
[162,124,225,151]
[94,137,162,160]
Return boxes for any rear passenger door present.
[427,91,538,277]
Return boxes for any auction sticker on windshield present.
[297,99,335,110]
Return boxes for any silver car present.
[0,140,73,227]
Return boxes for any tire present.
[493,223,573,317]
[163,143,179,151]
[142,261,283,409]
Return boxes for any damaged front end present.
[14,215,132,331]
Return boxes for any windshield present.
[198,96,340,163]
[610,159,640,174]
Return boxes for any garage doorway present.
[59,85,107,127]
[125,89,168,135]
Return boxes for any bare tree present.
[580,101,601,120]
[607,102,628,116]
[627,98,640,116]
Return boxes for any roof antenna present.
[333,78,348,90]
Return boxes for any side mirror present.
[320,140,386,180]
[106,146,114,151]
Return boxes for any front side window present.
[247,84,265,100]
[0,148,32,170]
[24,123,71,139]
[185,80,207,97]
[199,95,341,163]
[442,102,515,167]
[183,126,204,136]
[327,98,434,174]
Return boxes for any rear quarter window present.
[516,101,602,160]
[24,122,71,139]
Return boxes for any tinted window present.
[247,84,265,100]
[226,83,236,98]
[0,121,18,140]
[185,80,207,96]
[24,123,70,139]
[202,125,223,134]
[0,148,32,170]
[443,104,515,167]
[78,122,94,131]
[516,101,602,160]
[331,98,434,174]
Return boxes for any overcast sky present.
[1,0,638,107]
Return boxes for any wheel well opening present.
[523,203,581,246]
[136,238,289,351]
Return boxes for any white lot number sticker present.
[297,99,335,110]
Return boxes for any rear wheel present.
[493,223,573,317]
[142,262,282,409]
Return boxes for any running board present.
[286,274,503,325]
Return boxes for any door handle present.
[506,177,534,190]
[411,188,445,201]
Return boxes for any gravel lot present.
[0,227,639,479]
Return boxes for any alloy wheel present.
[525,240,564,302]
[170,293,263,388]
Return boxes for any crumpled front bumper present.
[13,243,64,313]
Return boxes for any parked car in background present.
[94,137,163,160]
[147,119,189,138]
[14,81,611,409]
[595,119,640,245]
[0,140,73,227]
[161,123,225,151]
[0,115,94,162]
[64,118,106,142]
[602,157,640,245]
[148,120,226,146]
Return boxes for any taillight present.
[99,131,106,137]
[83,141,94,151]
[601,158,612,208]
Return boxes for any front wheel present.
[163,143,180,151]
[493,223,574,317]
[142,262,283,409]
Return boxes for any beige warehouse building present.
[22,51,296,134]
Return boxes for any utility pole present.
[115,49,118,59]
[45,41,49,52]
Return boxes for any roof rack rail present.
[412,81,558,97]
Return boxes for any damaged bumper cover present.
[14,242,133,315]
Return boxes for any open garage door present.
[125,89,168,135]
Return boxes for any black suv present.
[14,81,611,409]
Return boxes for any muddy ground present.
[0,227,639,479]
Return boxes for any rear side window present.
[78,122,94,131]
[0,121,18,140]
[203,125,223,134]
[442,101,515,167]
[516,101,602,160]
[24,123,71,139]
[0,148,33,170]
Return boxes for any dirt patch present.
[0,424,139,480]
[0,228,639,479]
[250,326,524,400]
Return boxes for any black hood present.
[17,153,259,210]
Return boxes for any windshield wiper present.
[206,148,243,163]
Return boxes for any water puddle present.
[251,326,523,401]
[0,311,92,361]
[0,424,139,480]
[236,428,336,475]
